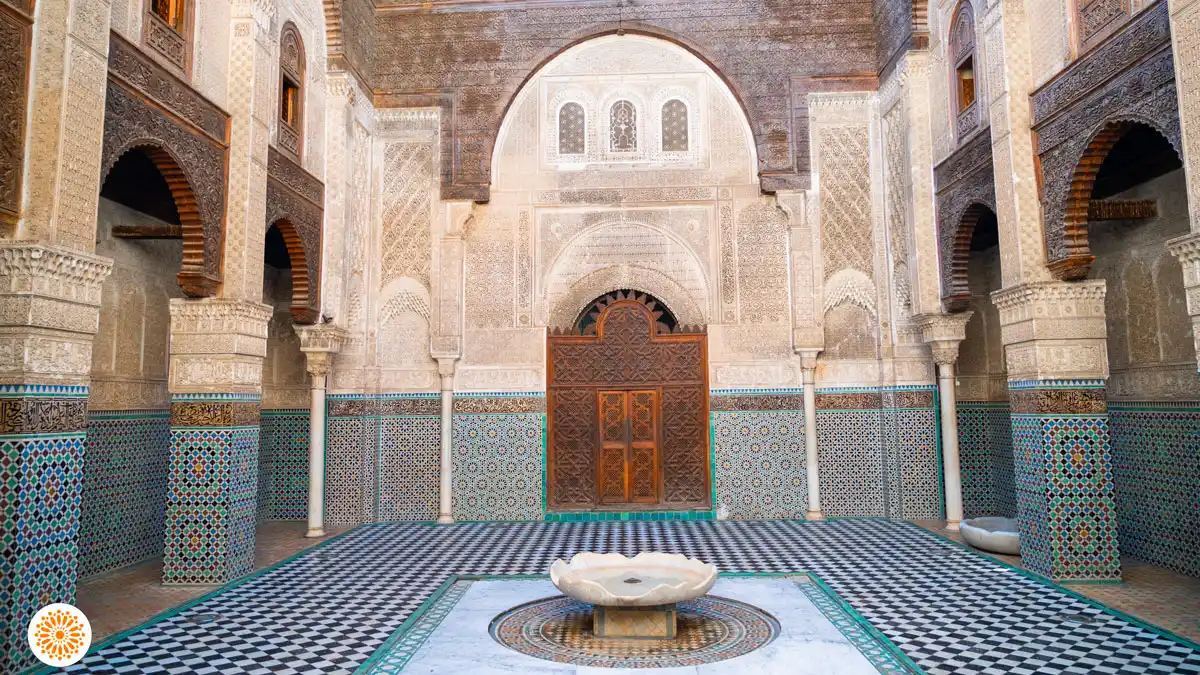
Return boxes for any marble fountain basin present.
[961,517,1021,555]
[549,552,718,638]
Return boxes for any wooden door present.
[597,390,659,505]
[547,292,710,511]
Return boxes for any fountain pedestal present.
[593,603,678,639]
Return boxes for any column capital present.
[437,357,458,379]
[168,298,272,394]
[296,324,350,354]
[795,348,821,372]
[915,312,973,366]
[990,281,1109,381]
[0,243,113,386]
[1167,232,1200,371]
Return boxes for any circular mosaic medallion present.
[489,596,779,668]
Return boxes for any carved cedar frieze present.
[1031,2,1181,279]
[102,32,230,297]
[266,146,324,325]
[0,1,32,230]
[934,127,995,311]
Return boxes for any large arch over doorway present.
[547,292,709,511]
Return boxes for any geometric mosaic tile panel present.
[711,411,809,519]
[1010,383,1121,582]
[378,416,440,522]
[61,520,1200,674]
[957,403,1017,519]
[1110,403,1200,578]
[451,413,543,522]
[890,407,941,520]
[0,385,90,673]
[78,411,171,578]
[816,409,887,517]
[325,415,379,527]
[257,411,308,521]
[162,395,262,585]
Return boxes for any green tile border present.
[22,525,376,675]
[358,571,924,674]
[909,522,1200,652]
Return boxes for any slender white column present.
[305,366,328,538]
[296,326,347,538]
[799,350,824,521]
[936,357,964,531]
[437,359,457,524]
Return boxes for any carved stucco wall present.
[88,199,182,410]
[1091,170,1199,400]
[957,239,1007,402]
[929,0,992,163]
[472,35,805,392]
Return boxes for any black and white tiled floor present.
[65,520,1200,674]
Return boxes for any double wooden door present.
[597,390,659,505]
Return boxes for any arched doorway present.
[547,291,709,511]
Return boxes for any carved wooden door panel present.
[547,292,708,512]
[596,390,660,505]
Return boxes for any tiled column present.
[993,282,1121,581]
[0,244,111,672]
[1168,233,1200,370]
[797,349,824,521]
[297,325,347,538]
[919,313,973,531]
[436,359,457,525]
[162,299,271,584]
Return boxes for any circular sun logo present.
[28,603,91,667]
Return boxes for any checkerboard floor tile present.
[64,520,1200,674]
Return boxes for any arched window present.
[144,0,191,72]
[661,99,689,152]
[558,102,586,155]
[949,2,978,130]
[278,23,305,159]
[609,100,637,152]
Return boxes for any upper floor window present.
[558,102,586,155]
[144,0,190,72]
[610,100,637,152]
[661,99,689,152]
[151,0,185,31]
[278,23,305,159]
[950,1,979,137]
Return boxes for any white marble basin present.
[961,517,1021,555]
[549,552,718,607]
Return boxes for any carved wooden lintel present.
[1087,199,1158,220]
[112,223,184,238]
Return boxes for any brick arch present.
[267,218,317,325]
[943,201,997,312]
[1050,119,1181,280]
[101,142,214,298]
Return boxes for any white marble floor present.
[402,577,883,674]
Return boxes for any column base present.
[945,520,961,532]
[805,510,826,521]
[436,514,456,525]
[305,528,326,538]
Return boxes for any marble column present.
[1168,233,1200,371]
[918,313,972,531]
[0,244,111,672]
[297,325,347,538]
[992,282,1120,581]
[797,349,824,520]
[436,358,457,525]
[162,298,271,585]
